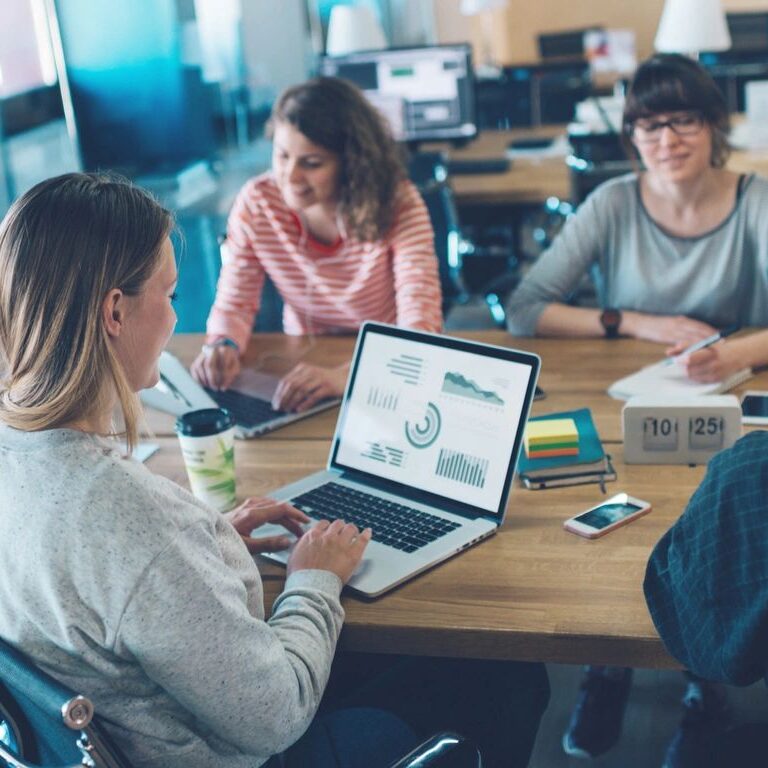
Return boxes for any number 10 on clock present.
[643,415,678,451]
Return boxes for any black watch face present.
[601,309,621,336]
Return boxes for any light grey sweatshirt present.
[0,424,344,767]
[506,173,768,336]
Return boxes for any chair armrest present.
[389,731,481,768]
[0,638,88,727]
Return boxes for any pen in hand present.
[664,326,740,365]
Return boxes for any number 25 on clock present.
[624,396,741,464]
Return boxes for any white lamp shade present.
[655,0,731,54]
[326,5,387,56]
[459,0,507,15]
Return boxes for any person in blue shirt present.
[645,431,768,768]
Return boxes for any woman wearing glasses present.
[506,53,768,384]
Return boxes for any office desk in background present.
[425,127,569,207]
[436,126,768,208]
[143,333,768,669]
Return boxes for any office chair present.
[0,636,130,768]
[566,131,633,208]
[407,152,520,329]
[406,152,470,317]
[0,636,481,768]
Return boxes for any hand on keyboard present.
[191,343,241,390]
[288,519,372,584]
[272,361,349,412]
[224,497,310,553]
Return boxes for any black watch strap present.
[600,308,622,339]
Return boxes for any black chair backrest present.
[0,636,132,768]
[254,275,284,332]
[566,133,634,208]
[406,151,467,314]
[416,181,465,314]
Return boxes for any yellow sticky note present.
[524,418,579,455]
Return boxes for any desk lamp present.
[459,0,507,73]
[654,0,731,58]
[326,5,387,55]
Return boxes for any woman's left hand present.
[667,341,740,383]
[272,362,349,413]
[224,497,310,554]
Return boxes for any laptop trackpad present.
[230,369,280,399]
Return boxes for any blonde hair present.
[0,172,173,450]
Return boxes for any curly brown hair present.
[268,77,405,242]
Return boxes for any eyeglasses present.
[628,113,705,143]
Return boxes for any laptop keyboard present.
[290,483,461,553]
[205,388,285,428]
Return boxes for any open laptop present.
[140,351,340,438]
[260,322,540,597]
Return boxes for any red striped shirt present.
[206,173,443,351]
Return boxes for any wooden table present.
[144,333,767,668]
[145,332,767,444]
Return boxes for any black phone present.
[741,391,768,424]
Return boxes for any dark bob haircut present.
[621,53,731,168]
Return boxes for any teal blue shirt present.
[645,431,768,686]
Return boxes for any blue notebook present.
[518,408,606,478]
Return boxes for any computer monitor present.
[320,44,477,143]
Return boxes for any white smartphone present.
[563,492,652,539]
[741,391,768,425]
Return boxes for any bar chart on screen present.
[435,448,489,488]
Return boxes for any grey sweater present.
[0,425,344,767]
[506,173,768,335]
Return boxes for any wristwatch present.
[202,337,239,354]
[599,308,622,339]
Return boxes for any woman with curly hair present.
[192,76,442,411]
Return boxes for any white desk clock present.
[623,395,742,465]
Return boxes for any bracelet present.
[203,337,240,354]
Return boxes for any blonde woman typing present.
[0,174,549,768]
[0,173,410,768]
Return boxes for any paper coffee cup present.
[175,408,237,512]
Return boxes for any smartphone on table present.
[564,492,652,539]
[741,391,768,425]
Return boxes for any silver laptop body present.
[140,351,339,438]
[260,322,540,597]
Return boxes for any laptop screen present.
[330,324,539,517]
